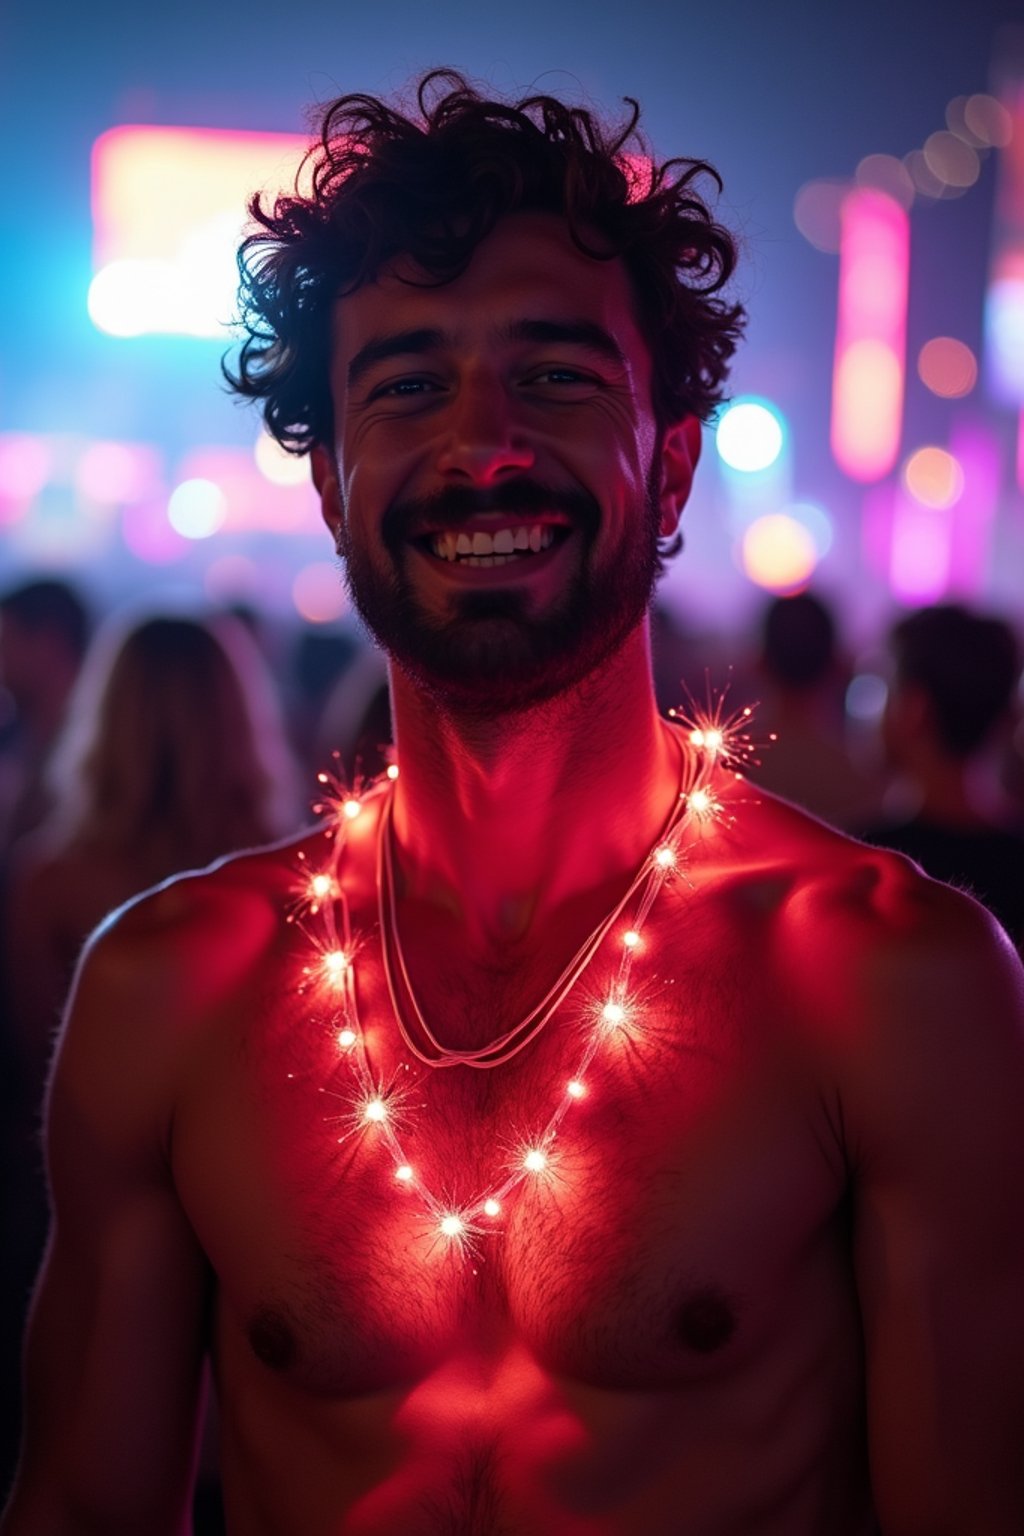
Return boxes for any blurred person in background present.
[0,579,91,852]
[859,603,1024,954]
[0,610,304,1514]
[313,640,391,783]
[3,607,304,1097]
[0,577,91,1504]
[287,627,362,775]
[744,591,883,830]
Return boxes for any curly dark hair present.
[224,69,745,454]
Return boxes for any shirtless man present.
[4,71,1024,1536]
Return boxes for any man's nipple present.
[248,1306,299,1372]
[675,1287,736,1355]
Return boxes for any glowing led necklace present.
[292,703,753,1254]
[376,730,696,1070]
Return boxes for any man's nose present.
[434,378,535,485]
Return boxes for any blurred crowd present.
[0,572,1021,1525]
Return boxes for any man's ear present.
[656,416,702,539]
[311,445,343,546]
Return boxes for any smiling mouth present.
[415,523,571,568]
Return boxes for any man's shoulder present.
[724,776,974,924]
[70,824,330,1026]
[725,781,1024,1057]
[49,826,335,1139]
[96,824,323,938]
[712,777,1018,999]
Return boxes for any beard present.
[336,468,662,717]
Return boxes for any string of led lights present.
[290,702,756,1256]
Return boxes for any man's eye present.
[370,377,438,399]
[529,368,595,386]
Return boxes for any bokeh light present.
[845,673,888,722]
[0,434,52,500]
[985,258,1024,403]
[90,124,310,339]
[963,93,1013,148]
[922,130,980,192]
[917,337,977,399]
[889,496,952,605]
[904,149,946,200]
[832,341,904,481]
[292,562,347,624]
[88,259,181,337]
[740,513,817,593]
[902,446,964,511]
[167,477,227,539]
[715,399,785,473]
[255,432,310,488]
[785,500,834,559]
[75,440,161,503]
[945,96,981,146]
[948,418,1000,595]
[855,154,914,209]
[831,188,909,483]
[203,554,262,605]
[793,179,848,253]
[121,499,189,564]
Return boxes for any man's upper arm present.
[2,903,211,1535]
[817,862,1024,1535]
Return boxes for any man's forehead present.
[331,210,642,365]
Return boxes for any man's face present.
[315,211,696,714]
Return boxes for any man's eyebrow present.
[346,328,448,389]
[504,318,628,367]
[345,317,628,390]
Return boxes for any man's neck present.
[387,622,683,950]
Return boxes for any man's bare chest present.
[173,885,851,1401]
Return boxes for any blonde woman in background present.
[3,609,303,1075]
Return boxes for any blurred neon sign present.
[830,188,909,482]
[89,124,309,338]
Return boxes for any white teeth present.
[428,524,560,562]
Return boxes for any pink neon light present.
[830,188,909,482]
[889,492,952,606]
[946,419,999,597]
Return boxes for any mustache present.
[382,480,601,553]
